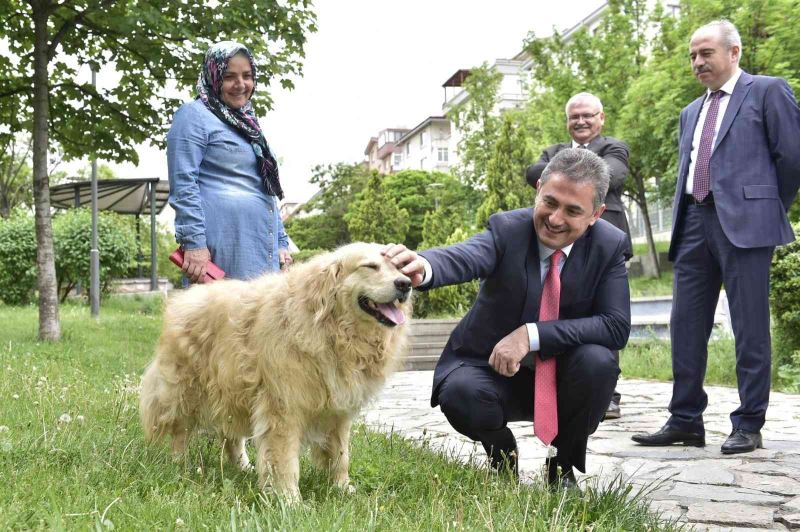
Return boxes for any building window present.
[437,148,448,162]
[406,143,410,155]
[393,153,402,167]
[419,133,425,147]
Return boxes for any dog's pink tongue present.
[377,303,405,325]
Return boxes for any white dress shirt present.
[685,68,742,195]
[418,240,573,352]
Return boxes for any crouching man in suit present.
[383,148,631,489]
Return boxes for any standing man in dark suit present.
[632,20,800,454]
[384,149,631,489]
[527,92,632,420]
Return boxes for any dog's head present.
[301,243,413,328]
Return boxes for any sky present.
[100,0,605,205]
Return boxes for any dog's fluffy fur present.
[140,243,412,501]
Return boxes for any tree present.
[285,162,370,250]
[523,0,661,276]
[476,112,534,227]
[0,0,316,340]
[345,173,409,244]
[448,63,503,193]
[0,134,32,218]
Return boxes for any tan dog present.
[140,243,412,502]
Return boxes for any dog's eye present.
[361,263,380,270]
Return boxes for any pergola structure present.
[50,177,170,290]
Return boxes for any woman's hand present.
[279,248,293,271]
[183,247,211,283]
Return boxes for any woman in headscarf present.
[167,41,292,283]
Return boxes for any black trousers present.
[437,344,619,473]
[668,202,774,433]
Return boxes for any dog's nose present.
[394,278,411,292]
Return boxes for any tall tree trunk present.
[633,171,661,278]
[32,2,61,341]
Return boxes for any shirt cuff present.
[419,256,434,287]
[526,322,540,352]
[179,233,207,251]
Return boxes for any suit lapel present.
[559,230,588,308]
[521,225,543,324]
[714,71,753,151]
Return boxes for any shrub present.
[0,210,38,305]
[292,248,327,263]
[53,208,136,302]
[771,222,800,391]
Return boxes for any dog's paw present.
[335,480,356,495]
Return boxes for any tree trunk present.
[633,171,661,278]
[32,3,61,341]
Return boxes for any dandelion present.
[76,415,86,424]
[102,518,114,530]
[175,518,185,527]
[196,467,203,475]
[0,426,8,433]
[12,394,18,400]
[58,413,72,424]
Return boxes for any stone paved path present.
[361,372,800,531]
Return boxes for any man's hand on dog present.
[489,325,530,377]
[381,243,425,287]
[183,247,211,283]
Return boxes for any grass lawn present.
[629,271,673,298]
[0,297,680,530]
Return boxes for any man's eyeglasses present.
[567,111,601,122]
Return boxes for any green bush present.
[0,210,38,305]
[292,247,327,263]
[53,208,136,302]
[771,223,800,391]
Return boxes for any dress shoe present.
[721,429,763,454]
[546,457,579,491]
[631,425,705,447]
[603,400,621,420]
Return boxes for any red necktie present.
[692,90,723,202]
[534,249,563,446]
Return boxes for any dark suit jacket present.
[669,71,800,260]
[419,208,631,407]
[526,136,630,213]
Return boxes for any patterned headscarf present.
[197,41,283,199]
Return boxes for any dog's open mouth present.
[358,295,406,327]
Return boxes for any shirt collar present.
[708,67,742,98]
[571,139,595,149]
[538,241,573,263]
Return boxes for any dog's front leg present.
[312,416,354,493]
[254,427,302,504]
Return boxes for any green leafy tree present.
[345,173,409,244]
[383,169,448,250]
[285,162,370,250]
[0,210,38,304]
[476,113,534,228]
[523,0,663,275]
[0,134,32,218]
[0,0,317,340]
[448,63,503,192]
[53,208,136,302]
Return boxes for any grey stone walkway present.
[361,373,800,531]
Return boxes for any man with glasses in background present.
[527,92,632,421]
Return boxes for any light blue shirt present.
[167,99,288,280]
[419,240,572,351]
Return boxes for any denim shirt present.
[167,99,289,279]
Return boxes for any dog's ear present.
[305,257,343,324]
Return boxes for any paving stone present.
[737,472,800,496]
[777,513,800,528]
[783,496,800,512]
[668,482,786,504]
[685,502,774,528]
[674,462,736,485]
[649,499,685,522]
[737,462,800,477]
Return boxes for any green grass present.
[0,297,682,530]
[629,271,673,298]
[631,240,670,258]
